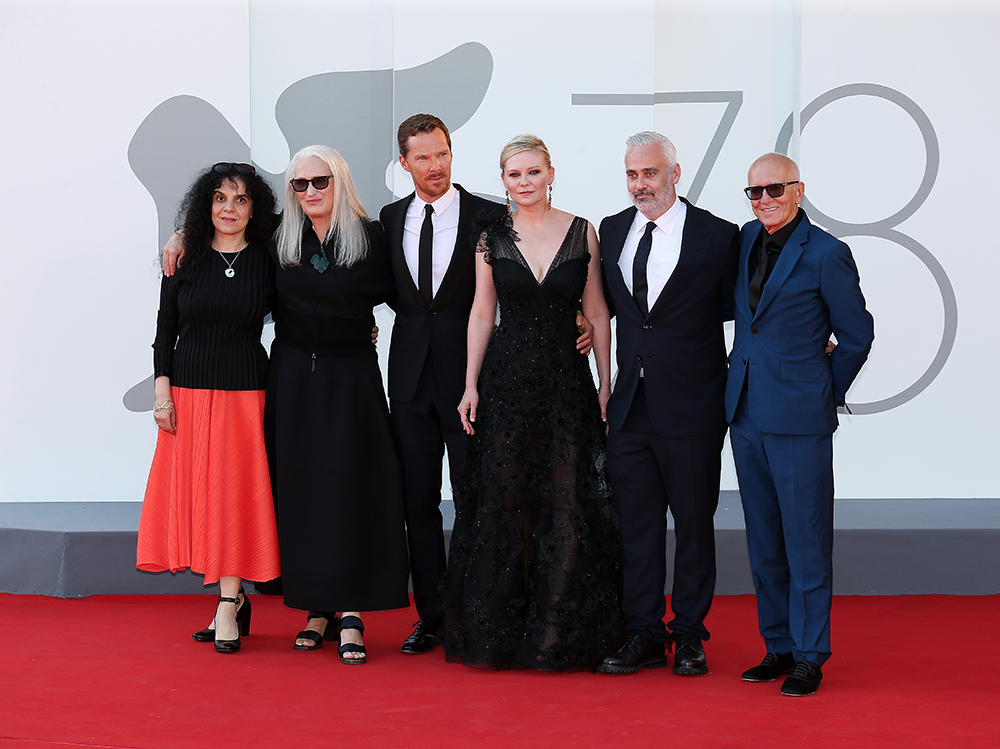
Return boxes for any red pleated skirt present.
[137,387,281,585]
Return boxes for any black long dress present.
[444,214,624,670]
[265,220,409,613]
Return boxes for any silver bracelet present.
[153,400,174,412]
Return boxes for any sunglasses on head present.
[213,162,256,176]
[744,181,799,200]
[289,176,333,192]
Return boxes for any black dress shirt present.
[749,208,805,289]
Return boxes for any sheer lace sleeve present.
[471,208,519,262]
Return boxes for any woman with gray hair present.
[267,145,408,662]
[162,147,408,663]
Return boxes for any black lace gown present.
[444,215,624,670]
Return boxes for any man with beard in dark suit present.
[597,132,739,676]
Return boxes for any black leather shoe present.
[671,631,708,675]
[741,652,795,682]
[401,618,443,655]
[780,659,823,696]
[596,633,668,674]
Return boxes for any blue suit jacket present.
[724,213,874,435]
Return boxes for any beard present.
[631,188,671,218]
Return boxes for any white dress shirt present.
[403,185,460,298]
[618,198,687,312]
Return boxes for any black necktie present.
[419,203,434,305]
[748,235,776,314]
[632,221,656,316]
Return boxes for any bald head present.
[748,153,800,182]
[746,153,804,234]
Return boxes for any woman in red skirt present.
[138,163,281,653]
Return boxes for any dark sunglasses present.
[744,181,799,200]
[213,162,256,176]
[289,176,333,192]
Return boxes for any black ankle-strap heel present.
[214,595,244,654]
[193,586,249,642]
[235,592,252,636]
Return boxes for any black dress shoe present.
[596,633,668,674]
[671,631,708,675]
[780,659,823,696]
[401,618,443,655]
[741,652,795,682]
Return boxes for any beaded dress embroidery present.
[444,213,623,670]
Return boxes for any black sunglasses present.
[213,162,256,176]
[289,176,333,192]
[744,181,799,200]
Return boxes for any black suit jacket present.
[379,185,503,404]
[600,198,740,437]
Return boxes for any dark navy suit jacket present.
[600,198,739,437]
[724,213,874,435]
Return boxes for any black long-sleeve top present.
[152,243,275,390]
[268,219,396,358]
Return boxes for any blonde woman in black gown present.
[445,135,623,670]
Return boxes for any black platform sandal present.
[338,615,367,665]
[293,612,336,651]
[193,587,250,643]
[214,595,247,654]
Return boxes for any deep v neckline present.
[510,217,580,286]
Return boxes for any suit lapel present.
[602,207,632,267]
[752,216,810,319]
[433,184,474,308]
[648,198,706,318]
[736,222,760,317]
[389,194,422,303]
[604,207,645,319]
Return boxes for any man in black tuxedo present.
[378,114,503,654]
[597,132,739,676]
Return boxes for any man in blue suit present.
[725,153,874,696]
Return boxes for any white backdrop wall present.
[0,0,995,502]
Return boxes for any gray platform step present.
[2,493,998,597]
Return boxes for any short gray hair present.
[625,131,677,168]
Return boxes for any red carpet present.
[1,594,997,748]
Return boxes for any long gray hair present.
[276,145,369,268]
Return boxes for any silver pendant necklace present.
[214,245,246,278]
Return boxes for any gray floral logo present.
[123,43,494,411]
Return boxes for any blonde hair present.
[276,145,369,268]
[500,134,552,172]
